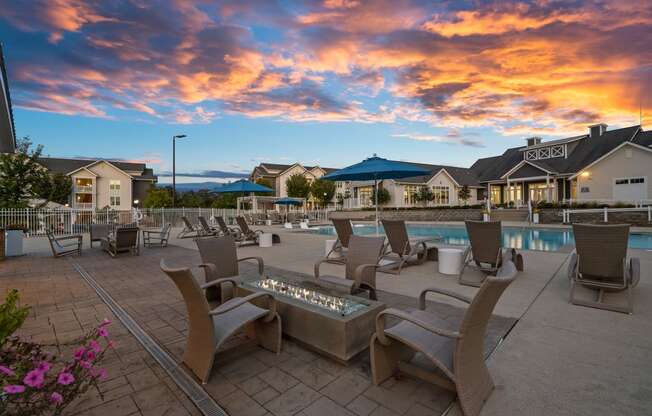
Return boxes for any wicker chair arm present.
[567,251,578,281]
[352,263,378,286]
[628,257,641,287]
[209,292,277,322]
[198,263,239,287]
[200,276,239,290]
[238,256,265,276]
[418,288,472,310]
[56,234,82,241]
[313,257,330,278]
[375,308,461,346]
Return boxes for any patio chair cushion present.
[383,309,458,373]
[212,298,269,346]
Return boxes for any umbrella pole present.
[374,177,379,235]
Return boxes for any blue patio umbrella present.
[322,155,430,226]
[273,197,304,206]
[213,179,274,194]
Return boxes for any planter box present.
[533,213,540,224]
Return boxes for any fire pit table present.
[238,276,385,363]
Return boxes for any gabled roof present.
[470,125,643,182]
[568,140,652,179]
[393,161,482,187]
[256,162,337,176]
[38,157,156,180]
[0,43,16,153]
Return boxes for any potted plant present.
[4,224,27,257]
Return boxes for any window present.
[538,147,550,159]
[110,196,121,207]
[631,177,645,184]
[109,180,121,191]
[525,145,564,160]
[109,180,121,207]
[432,186,450,205]
[580,187,590,193]
[403,185,420,205]
[615,179,629,185]
[525,150,537,160]
[551,146,564,157]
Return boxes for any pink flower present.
[36,361,51,373]
[101,318,112,326]
[85,350,96,360]
[91,367,108,380]
[50,392,63,404]
[79,360,92,369]
[73,347,86,361]
[3,384,25,394]
[88,339,102,354]
[106,340,115,349]
[0,365,14,376]
[98,327,109,338]
[24,370,45,388]
[57,372,75,386]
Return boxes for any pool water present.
[312,224,652,252]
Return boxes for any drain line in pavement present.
[72,262,227,416]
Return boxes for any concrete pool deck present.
[9,224,652,415]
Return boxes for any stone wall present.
[329,209,483,222]
[539,209,652,226]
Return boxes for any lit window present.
[580,187,590,193]
[109,180,121,190]
[403,185,419,205]
[432,186,450,205]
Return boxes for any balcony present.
[74,185,94,193]
[73,202,94,210]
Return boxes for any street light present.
[172,134,187,207]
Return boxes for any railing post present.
[603,207,608,223]
[648,206,651,222]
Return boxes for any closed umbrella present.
[322,155,430,228]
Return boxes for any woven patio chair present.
[459,221,517,287]
[90,223,111,248]
[101,226,139,257]
[197,216,219,236]
[177,216,201,239]
[325,218,354,263]
[195,235,264,304]
[143,223,171,247]
[379,219,440,274]
[314,235,386,300]
[160,259,281,384]
[568,223,640,314]
[371,260,518,416]
[46,230,82,257]
[213,216,243,240]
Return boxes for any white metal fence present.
[0,208,332,237]
[562,206,652,223]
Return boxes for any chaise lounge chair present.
[459,221,517,287]
[198,216,219,236]
[101,226,139,257]
[370,260,518,416]
[326,218,354,264]
[568,223,640,314]
[160,259,281,384]
[214,216,243,240]
[46,230,82,257]
[314,235,386,300]
[195,235,264,303]
[177,216,201,239]
[236,216,263,245]
[142,223,171,247]
[379,219,440,274]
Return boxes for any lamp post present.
[172,134,187,207]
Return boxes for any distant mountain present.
[157,182,228,192]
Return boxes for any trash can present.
[259,233,273,248]
[437,248,463,275]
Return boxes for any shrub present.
[0,290,30,346]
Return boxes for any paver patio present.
[5,224,652,415]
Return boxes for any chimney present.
[589,123,607,138]
[526,137,542,147]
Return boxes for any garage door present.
[613,177,647,202]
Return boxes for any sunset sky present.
[1,0,650,183]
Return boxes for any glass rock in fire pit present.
[246,278,367,316]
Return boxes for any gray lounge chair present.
[195,235,264,303]
[160,259,281,384]
[236,216,262,244]
[143,223,171,247]
[198,216,218,236]
[459,221,517,287]
[314,235,386,300]
[90,223,111,248]
[379,219,439,274]
[371,260,518,416]
[326,218,354,263]
[46,230,82,257]
[101,227,139,257]
[214,216,243,240]
[177,216,201,239]
[568,223,640,314]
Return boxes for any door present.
[613,177,647,202]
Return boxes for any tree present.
[143,187,173,208]
[458,185,471,205]
[310,179,336,208]
[285,174,311,199]
[254,178,274,196]
[33,172,72,206]
[373,187,391,207]
[0,138,50,208]
[211,193,237,209]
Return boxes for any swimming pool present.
[311,224,652,252]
